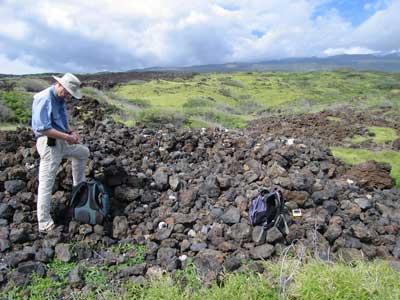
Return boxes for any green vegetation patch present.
[326,116,341,122]
[16,78,48,93]
[107,243,147,273]
[332,147,400,187]
[368,126,398,143]
[2,258,400,299]
[112,71,400,128]
[349,126,398,145]
[291,260,400,300]
[1,260,76,300]
[0,123,18,131]
[0,90,32,124]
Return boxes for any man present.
[31,73,89,233]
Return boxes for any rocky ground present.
[250,108,400,149]
[0,97,399,290]
[29,71,196,90]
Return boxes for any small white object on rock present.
[346,179,354,184]
[158,222,167,230]
[179,255,188,262]
[201,225,210,235]
[188,229,196,238]
[287,138,295,145]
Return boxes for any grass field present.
[112,71,400,127]
[1,257,399,300]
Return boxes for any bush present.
[126,98,151,108]
[219,86,234,98]
[237,100,264,114]
[218,77,245,88]
[183,96,216,109]
[185,107,247,128]
[0,100,15,122]
[0,91,31,123]
[376,81,400,90]
[17,78,49,92]
[137,108,187,127]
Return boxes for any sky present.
[0,0,399,74]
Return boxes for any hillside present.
[135,54,400,73]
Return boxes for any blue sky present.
[0,0,399,74]
[313,0,390,26]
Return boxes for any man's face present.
[56,83,72,100]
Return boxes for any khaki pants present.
[36,136,89,231]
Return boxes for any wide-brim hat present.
[52,73,82,99]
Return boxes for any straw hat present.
[52,73,82,99]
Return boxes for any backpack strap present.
[69,181,88,208]
[262,190,289,235]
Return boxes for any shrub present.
[185,107,247,128]
[137,108,187,127]
[0,90,32,124]
[0,100,15,122]
[237,100,264,114]
[376,82,400,90]
[219,86,234,98]
[17,78,49,92]
[183,96,216,109]
[218,77,245,88]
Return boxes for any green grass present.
[111,71,400,128]
[327,116,342,122]
[1,259,399,300]
[349,126,398,145]
[290,260,400,300]
[332,147,400,187]
[2,71,400,128]
[0,260,76,300]
[107,243,147,273]
[0,122,18,131]
[0,90,32,124]
[368,126,398,143]
[122,266,278,300]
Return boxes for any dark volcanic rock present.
[4,179,26,194]
[113,216,129,239]
[250,244,274,259]
[221,207,241,224]
[55,243,72,262]
[0,105,399,285]
[344,161,395,190]
[227,223,251,242]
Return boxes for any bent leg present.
[64,144,90,186]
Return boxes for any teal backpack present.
[69,180,110,225]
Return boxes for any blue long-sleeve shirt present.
[31,85,69,137]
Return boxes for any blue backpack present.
[249,188,289,235]
[69,180,110,225]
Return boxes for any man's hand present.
[71,131,81,143]
[66,133,79,144]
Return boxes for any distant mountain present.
[1,54,400,78]
[133,54,400,73]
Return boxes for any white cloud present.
[323,47,379,56]
[0,54,48,74]
[0,6,30,40]
[352,1,400,52]
[0,0,399,73]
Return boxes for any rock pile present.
[0,97,399,287]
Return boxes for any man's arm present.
[42,128,78,144]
